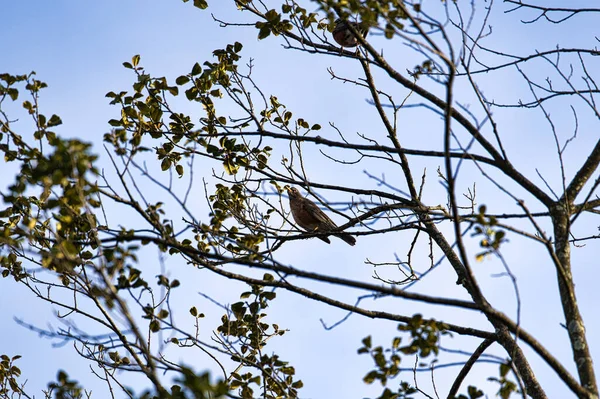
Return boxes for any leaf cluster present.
[217,278,302,398]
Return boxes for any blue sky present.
[1,1,599,398]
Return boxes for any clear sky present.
[1,1,599,398]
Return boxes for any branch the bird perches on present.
[286,186,356,246]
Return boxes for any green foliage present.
[409,60,434,79]
[0,73,28,103]
[0,68,244,399]
[196,182,266,258]
[0,2,565,398]
[453,363,518,399]
[107,350,131,367]
[316,0,411,38]
[488,362,519,399]
[104,46,273,180]
[357,315,449,398]
[0,354,23,397]
[0,73,104,289]
[396,314,450,357]
[217,281,301,398]
[182,0,209,10]
[122,368,229,399]
[454,385,484,399]
[173,369,229,399]
[371,384,418,399]
[0,72,62,145]
[0,252,26,281]
[254,9,294,40]
[48,370,85,399]
[101,48,277,265]
[358,334,403,386]
[471,205,508,262]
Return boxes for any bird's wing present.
[300,198,337,230]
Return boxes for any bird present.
[286,186,356,246]
[332,18,368,48]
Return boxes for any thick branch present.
[552,211,598,396]
[565,139,600,202]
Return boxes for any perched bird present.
[332,18,368,48]
[286,186,356,246]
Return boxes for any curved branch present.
[447,337,495,398]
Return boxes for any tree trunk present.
[553,209,598,397]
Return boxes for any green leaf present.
[176,75,190,85]
[132,54,141,67]
[149,319,160,332]
[258,26,271,40]
[467,385,484,399]
[7,87,19,100]
[500,362,511,377]
[48,114,62,127]
[231,302,247,319]
[362,335,372,348]
[265,9,279,21]
[262,291,276,301]
[223,158,239,175]
[191,62,202,76]
[167,86,179,96]
[363,370,378,384]
[193,0,208,9]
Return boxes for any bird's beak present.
[284,185,291,193]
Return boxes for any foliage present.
[2,1,600,399]
[0,354,23,397]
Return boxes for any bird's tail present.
[336,233,356,246]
